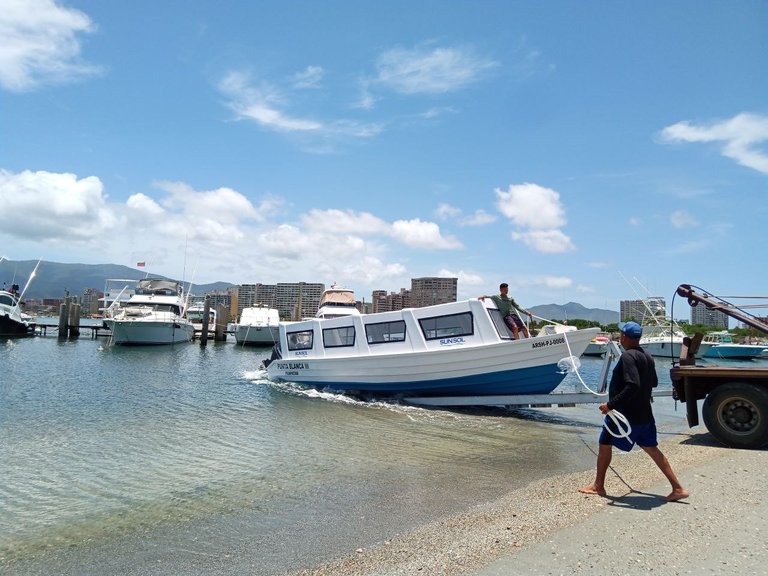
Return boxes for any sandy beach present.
[286,434,767,576]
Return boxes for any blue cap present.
[618,321,643,339]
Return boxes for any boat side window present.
[0,294,14,306]
[323,326,355,348]
[419,312,474,341]
[287,330,314,351]
[487,309,514,340]
[365,320,406,344]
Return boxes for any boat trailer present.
[406,341,672,407]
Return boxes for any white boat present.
[109,279,195,345]
[0,285,35,337]
[701,331,768,360]
[264,298,599,399]
[582,332,611,357]
[639,323,687,358]
[185,302,217,336]
[234,305,280,346]
[315,285,360,319]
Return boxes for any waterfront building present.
[410,277,457,308]
[81,288,102,316]
[690,305,729,329]
[620,297,666,323]
[372,288,411,312]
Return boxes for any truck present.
[670,284,768,449]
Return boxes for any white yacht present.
[234,305,280,346]
[315,285,360,319]
[0,285,35,337]
[639,323,687,358]
[110,279,195,345]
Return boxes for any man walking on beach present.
[578,321,689,502]
[479,283,532,339]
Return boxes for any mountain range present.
[0,260,232,300]
[1,260,619,323]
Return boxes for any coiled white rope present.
[603,409,632,438]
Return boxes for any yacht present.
[234,305,280,346]
[110,279,195,345]
[315,285,361,319]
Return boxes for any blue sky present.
[1,0,766,313]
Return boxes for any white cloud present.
[659,113,768,174]
[0,170,425,290]
[532,276,573,290]
[628,217,642,226]
[301,209,390,235]
[374,44,498,95]
[436,203,495,227]
[669,209,698,229]
[511,229,574,253]
[438,268,483,287]
[495,183,566,229]
[0,0,100,91]
[391,218,463,249]
[219,71,323,132]
[0,169,116,241]
[495,183,574,253]
[435,203,461,220]
[461,209,496,227]
[218,70,383,144]
[291,65,324,89]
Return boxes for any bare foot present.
[666,488,689,502]
[578,484,607,497]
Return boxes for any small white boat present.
[639,323,687,358]
[110,279,195,345]
[701,331,768,360]
[264,298,599,399]
[0,285,35,338]
[582,333,611,357]
[234,305,280,346]
[185,302,217,336]
[315,285,360,319]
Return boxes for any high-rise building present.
[690,305,729,329]
[410,277,457,308]
[372,288,411,312]
[620,297,666,323]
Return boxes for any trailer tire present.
[702,383,768,449]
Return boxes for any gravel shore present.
[284,435,768,576]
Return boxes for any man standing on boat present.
[578,321,689,502]
[479,283,532,339]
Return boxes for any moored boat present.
[234,305,280,346]
[701,331,768,360]
[0,285,36,338]
[582,333,611,357]
[110,279,194,345]
[264,298,599,399]
[185,302,217,336]
[315,285,360,319]
[639,323,687,358]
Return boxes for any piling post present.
[58,297,70,340]
[200,296,211,346]
[68,302,81,339]
[214,304,227,341]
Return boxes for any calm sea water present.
[2,327,762,575]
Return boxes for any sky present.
[1,0,766,314]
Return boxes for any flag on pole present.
[136,261,146,267]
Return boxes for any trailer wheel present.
[702,383,768,449]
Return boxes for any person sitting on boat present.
[479,283,532,339]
